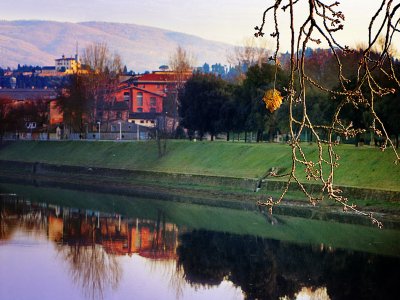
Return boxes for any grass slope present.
[0,140,399,191]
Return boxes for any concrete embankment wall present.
[262,180,400,202]
[2,159,400,229]
[0,160,257,190]
[1,159,399,202]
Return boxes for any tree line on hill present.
[178,48,400,148]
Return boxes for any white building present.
[54,55,80,73]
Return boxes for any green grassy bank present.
[0,140,399,191]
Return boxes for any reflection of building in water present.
[61,209,179,260]
[95,214,178,260]
[0,198,179,260]
[48,215,63,242]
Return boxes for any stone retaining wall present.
[1,159,399,201]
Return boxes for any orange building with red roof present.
[113,71,192,127]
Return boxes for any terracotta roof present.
[132,71,192,83]
[137,73,176,81]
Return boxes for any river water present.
[0,183,399,300]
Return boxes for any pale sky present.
[1,0,397,50]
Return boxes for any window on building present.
[117,112,122,119]
[150,97,156,106]
[150,107,156,113]
[137,108,143,112]
[123,91,130,101]
[137,92,143,106]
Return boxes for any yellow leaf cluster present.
[262,89,283,113]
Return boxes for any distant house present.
[0,67,192,137]
[113,84,164,127]
[0,88,60,138]
[39,66,60,77]
[111,71,192,128]
[54,54,80,73]
[131,70,192,94]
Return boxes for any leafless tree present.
[82,42,123,132]
[0,97,12,142]
[169,45,195,132]
[59,243,121,300]
[255,0,400,228]
[152,46,194,157]
[227,37,272,82]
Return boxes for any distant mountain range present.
[0,20,234,72]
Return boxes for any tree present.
[169,45,195,133]
[380,92,400,148]
[179,73,231,140]
[57,42,123,136]
[227,37,272,83]
[217,85,239,141]
[254,0,400,227]
[56,74,89,135]
[152,46,194,157]
[239,62,288,142]
[0,97,13,142]
[81,42,123,131]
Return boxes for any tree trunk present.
[256,130,263,143]
[355,135,359,147]
[163,137,167,155]
[157,129,162,157]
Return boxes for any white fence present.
[2,131,150,141]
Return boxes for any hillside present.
[0,20,233,72]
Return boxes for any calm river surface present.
[0,182,399,300]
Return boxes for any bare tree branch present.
[255,0,400,228]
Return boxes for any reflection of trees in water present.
[0,198,10,240]
[58,243,121,300]
[142,210,184,299]
[143,257,186,300]
[58,213,121,300]
[1,198,122,300]
[177,230,400,300]
[0,197,47,241]
[170,263,186,300]
[1,198,186,300]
